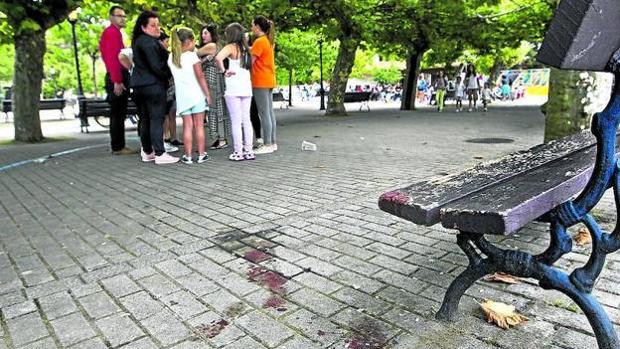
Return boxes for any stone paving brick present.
[293,272,342,295]
[95,313,144,347]
[138,273,180,298]
[373,270,429,294]
[276,335,322,349]
[78,291,120,319]
[119,337,159,349]
[67,337,107,349]
[161,290,207,321]
[333,255,383,276]
[332,287,393,316]
[155,259,193,279]
[49,313,96,347]
[7,312,49,347]
[331,270,386,294]
[295,257,342,277]
[235,311,294,347]
[142,309,191,346]
[100,274,141,298]
[175,273,220,297]
[369,255,419,275]
[19,337,58,349]
[120,291,166,320]
[38,291,78,320]
[2,300,37,319]
[288,288,346,317]
[221,336,267,349]
[283,308,344,346]
[0,291,25,308]
[200,289,245,314]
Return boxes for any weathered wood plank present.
[378,131,596,226]
[440,135,620,235]
[537,0,620,71]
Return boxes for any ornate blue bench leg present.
[436,81,620,348]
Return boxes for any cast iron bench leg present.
[436,231,620,348]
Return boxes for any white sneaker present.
[272,144,278,151]
[181,155,193,164]
[154,153,179,165]
[256,138,264,146]
[164,142,179,153]
[254,144,274,154]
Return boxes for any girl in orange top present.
[251,16,278,154]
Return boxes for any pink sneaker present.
[154,152,179,165]
[141,149,155,162]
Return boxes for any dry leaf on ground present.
[483,272,520,284]
[575,228,592,246]
[480,299,528,329]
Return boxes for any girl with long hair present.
[197,24,231,150]
[167,26,212,164]
[215,23,255,161]
[250,16,277,154]
[465,63,480,112]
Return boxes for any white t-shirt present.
[167,51,205,115]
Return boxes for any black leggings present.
[133,84,167,156]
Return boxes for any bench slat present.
[439,139,618,234]
[378,131,596,226]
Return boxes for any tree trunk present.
[401,50,425,110]
[288,68,293,107]
[326,34,360,116]
[13,29,45,142]
[544,68,594,142]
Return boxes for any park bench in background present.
[272,92,290,109]
[2,98,67,122]
[379,0,620,347]
[344,91,371,111]
[77,97,138,133]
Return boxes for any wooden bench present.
[2,98,67,122]
[344,92,371,111]
[272,92,289,109]
[77,97,138,133]
[378,0,620,343]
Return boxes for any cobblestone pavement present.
[0,105,616,348]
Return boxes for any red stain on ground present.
[346,338,384,349]
[247,266,288,294]
[244,249,272,263]
[195,319,229,338]
[379,191,410,205]
[264,296,287,311]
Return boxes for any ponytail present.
[170,26,195,69]
[253,15,275,46]
[267,20,275,47]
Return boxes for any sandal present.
[243,150,256,160]
[228,152,244,161]
[210,140,220,149]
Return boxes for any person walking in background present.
[168,27,212,164]
[197,24,231,150]
[481,82,493,112]
[465,63,480,112]
[130,11,178,164]
[216,23,256,161]
[434,71,448,112]
[100,5,133,155]
[250,16,277,154]
[455,76,465,112]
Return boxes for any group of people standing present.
[418,63,494,113]
[99,6,278,165]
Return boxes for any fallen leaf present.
[575,228,592,246]
[483,272,520,284]
[474,155,485,159]
[480,299,528,329]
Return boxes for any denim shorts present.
[179,99,207,116]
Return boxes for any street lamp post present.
[68,11,84,97]
[318,39,325,111]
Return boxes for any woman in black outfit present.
[130,11,178,164]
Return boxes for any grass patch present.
[0,136,76,146]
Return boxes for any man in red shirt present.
[99,6,133,155]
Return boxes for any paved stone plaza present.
[0,105,617,348]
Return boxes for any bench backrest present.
[344,92,371,102]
